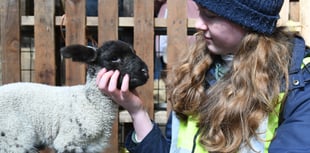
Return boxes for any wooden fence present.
[0,0,309,152]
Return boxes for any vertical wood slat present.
[300,0,310,46]
[166,0,188,114]
[34,0,56,85]
[289,0,300,22]
[0,0,21,84]
[167,0,188,65]
[65,0,86,85]
[0,2,2,84]
[98,0,118,44]
[278,0,290,26]
[98,1,119,153]
[134,0,155,119]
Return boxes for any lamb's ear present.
[60,44,97,63]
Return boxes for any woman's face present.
[195,6,247,55]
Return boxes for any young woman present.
[96,0,310,152]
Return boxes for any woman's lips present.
[205,36,212,42]
[204,34,212,40]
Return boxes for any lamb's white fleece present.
[0,74,118,153]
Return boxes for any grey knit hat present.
[194,0,284,35]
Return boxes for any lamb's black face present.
[96,41,149,89]
[60,40,149,89]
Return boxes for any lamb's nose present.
[141,68,149,78]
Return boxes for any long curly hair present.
[166,27,294,152]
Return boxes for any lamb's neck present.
[84,74,113,106]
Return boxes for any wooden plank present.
[134,0,155,119]
[120,110,168,124]
[167,0,188,63]
[98,1,119,153]
[98,0,118,44]
[278,0,290,26]
[0,0,21,84]
[290,0,300,22]
[0,2,3,84]
[65,0,86,85]
[34,0,56,85]
[21,16,197,28]
[300,0,310,46]
[166,0,188,114]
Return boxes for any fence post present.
[64,0,86,85]
[0,0,21,84]
[34,0,56,85]
[134,0,155,119]
[166,0,188,114]
[98,1,119,152]
[98,0,118,44]
[279,0,290,26]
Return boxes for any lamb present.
[0,40,149,153]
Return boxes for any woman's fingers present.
[121,74,129,92]
[95,68,144,114]
[96,69,114,90]
[108,70,120,91]
[96,68,107,85]
[96,68,133,102]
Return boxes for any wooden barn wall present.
[0,0,310,152]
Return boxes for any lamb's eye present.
[111,57,121,63]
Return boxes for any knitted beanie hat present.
[193,0,284,35]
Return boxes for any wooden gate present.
[1,0,309,152]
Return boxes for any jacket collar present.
[289,36,307,74]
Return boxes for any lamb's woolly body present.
[0,74,118,153]
[0,40,149,153]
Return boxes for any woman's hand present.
[96,68,143,115]
[96,68,153,141]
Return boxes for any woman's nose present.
[195,17,208,31]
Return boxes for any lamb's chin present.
[129,79,147,89]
